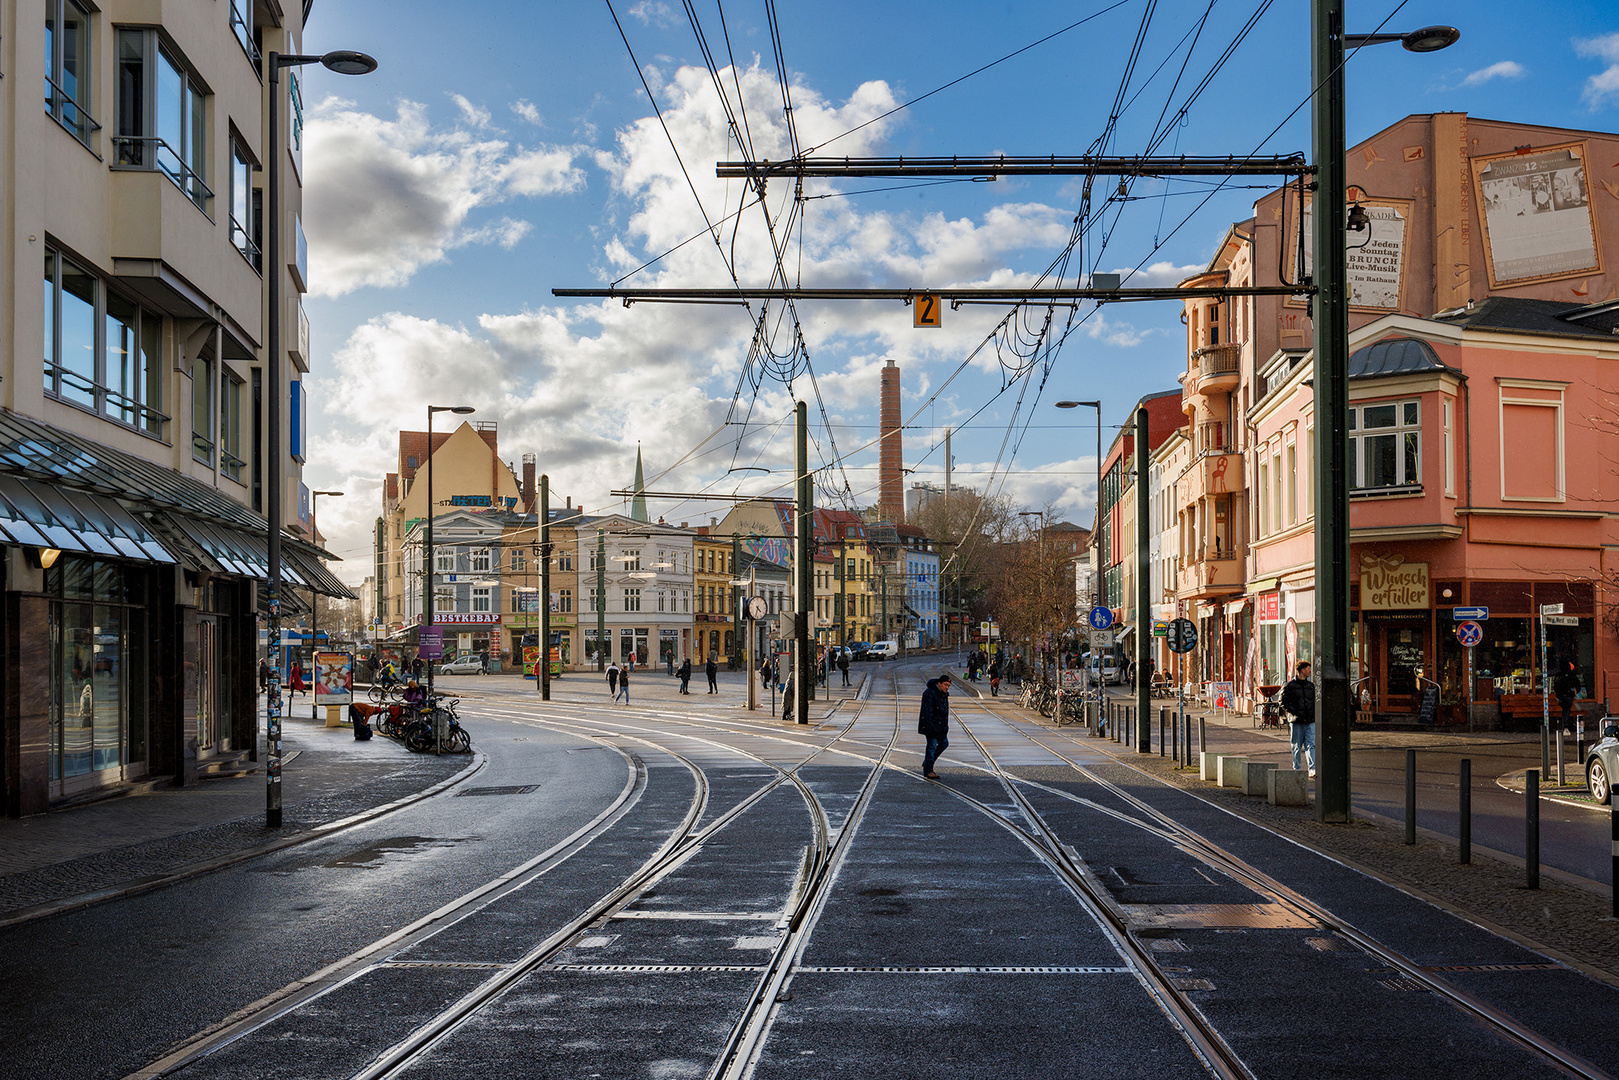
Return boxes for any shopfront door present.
[1378,617,1429,712]
[197,617,218,757]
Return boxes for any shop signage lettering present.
[415,612,502,624]
[1257,593,1281,623]
[448,495,519,509]
[1359,555,1429,610]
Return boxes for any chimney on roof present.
[879,357,904,523]
[521,452,536,513]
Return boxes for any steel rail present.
[948,707,1254,1080]
[971,695,1614,1080]
[715,153,1312,179]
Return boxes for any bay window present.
[46,0,96,143]
[114,29,211,212]
[1350,399,1421,492]
[44,247,167,438]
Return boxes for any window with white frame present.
[623,549,641,571]
[435,551,454,573]
[1305,424,1315,518]
[1257,457,1270,537]
[46,0,95,144]
[434,589,453,613]
[657,591,666,612]
[587,547,600,571]
[472,587,491,613]
[1285,440,1298,527]
[114,29,211,211]
[511,549,525,573]
[43,248,168,437]
[472,549,491,573]
[588,588,599,612]
[1349,399,1421,491]
[1443,397,1455,497]
[558,589,573,613]
[624,588,641,612]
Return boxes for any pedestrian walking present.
[258,657,271,693]
[989,657,1002,697]
[677,658,692,694]
[479,649,489,675]
[782,669,795,723]
[607,660,620,698]
[918,674,952,779]
[1280,660,1317,777]
[706,656,718,693]
[838,650,851,687]
[1553,661,1581,732]
[617,663,631,704]
[289,660,308,696]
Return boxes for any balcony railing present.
[111,136,214,212]
[46,76,101,146]
[1198,421,1228,454]
[1195,343,1241,380]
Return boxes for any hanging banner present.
[313,651,353,705]
[1471,142,1600,288]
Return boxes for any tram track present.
[956,695,1615,1080]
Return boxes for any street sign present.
[1543,614,1579,627]
[913,293,942,328]
[418,626,444,660]
[1456,621,1483,647]
[1152,619,1169,638]
[1088,606,1115,630]
[1541,603,1564,615]
[1088,629,1115,648]
[1166,618,1198,654]
[1452,607,1488,621]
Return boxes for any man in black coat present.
[918,674,953,779]
[1552,661,1581,732]
[1280,661,1316,777]
[677,658,692,694]
[705,656,719,694]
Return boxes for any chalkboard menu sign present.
[1418,685,1439,725]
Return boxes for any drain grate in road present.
[550,963,765,973]
[1378,977,1430,992]
[1419,963,1565,973]
[455,784,540,797]
[796,966,1131,975]
[1169,977,1216,991]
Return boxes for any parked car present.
[437,655,485,676]
[866,640,898,661]
[848,641,873,661]
[1586,717,1619,804]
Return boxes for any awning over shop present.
[1224,599,1249,615]
[0,474,174,562]
[1246,577,1279,595]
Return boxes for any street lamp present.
[307,489,343,719]
[424,404,475,707]
[1056,399,1102,605]
[265,47,375,829]
[1312,5,1456,821]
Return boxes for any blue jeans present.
[1290,721,1316,773]
[923,733,948,773]
[617,685,630,703]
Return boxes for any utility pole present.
[1313,0,1352,822]
[596,528,606,671]
[539,474,550,700]
[795,401,812,724]
[1136,406,1152,753]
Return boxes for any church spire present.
[631,444,648,522]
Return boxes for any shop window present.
[1349,399,1420,492]
[114,29,211,211]
[46,558,149,789]
[43,248,168,437]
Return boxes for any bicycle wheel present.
[446,726,471,753]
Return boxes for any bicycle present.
[403,696,472,753]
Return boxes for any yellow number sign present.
[913,293,942,328]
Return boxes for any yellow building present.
[693,530,735,664]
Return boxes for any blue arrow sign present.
[1452,607,1488,621]
[1088,606,1114,630]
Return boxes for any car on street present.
[1585,717,1619,803]
[1081,651,1121,685]
[848,641,872,661]
[437,655,486,676]
[865,640,898,661]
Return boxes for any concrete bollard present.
[1217,756,1248,788]
[1242,760,1277,796]
[1268,768,1309,806]
[1526,768,1540,891]
[1200,751,1225,781]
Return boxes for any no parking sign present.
[1456,621,1483,647]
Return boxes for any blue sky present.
[294,1,1619,583]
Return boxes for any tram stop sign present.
[1166,618,1198,654]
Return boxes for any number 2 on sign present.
[913,293,942,328]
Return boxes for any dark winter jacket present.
[1552,669,1581,705]
[918,677,951,736]
[1280,676,1315,724]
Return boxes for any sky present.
[293,0,1619,585]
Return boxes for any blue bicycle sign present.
[1088,606,1115,630]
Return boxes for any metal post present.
[1199,716,1207,756]
[1611,797,1618,918]
[1160,708,1166,756]
[1135,407,1151,753]
[1311,0,1352,824]
[1459,758,1471,864]
[1404,749,1417,845]
[794,401,812,725]
[1541,611,1551,774]
[264,53,285,829]
[596,528,606,671]
[425,407,437,721]
[1526,769,1540,890]
[540,474,550,700]
[1557,728,1565,787]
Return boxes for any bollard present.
[1541,724,1550,777]
[1459,759,1471,865]
[1526,769,1540,890]
[1556,728,1565,787]
[1199,717,1207,756]
[1159,708,1167,756]
[1404,749,1417,845]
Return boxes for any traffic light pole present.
[795,401,812,725]
[1136,406,1151,753]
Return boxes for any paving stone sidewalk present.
[0,710,468,921]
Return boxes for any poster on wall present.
[1289,194,1410,311]
[312,652,353,705]
[1471,142,1600,288]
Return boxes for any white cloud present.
[511,99,543,126]
[628,1,678,27]
[1462,60,1525,86]
[450,93,493,128]
[1576,33,1619,107]
[303,98,586,296]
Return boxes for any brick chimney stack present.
[521,452,536,513]
[879,357,904,523]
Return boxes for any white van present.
[866,640,898,661]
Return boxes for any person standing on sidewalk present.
[1281,661,1316,777]
[918,674,952,779]
[706,655,719,694]
[988,657,1002,697]
[838,650,850,687]
[1553,661,1581,732]
[677,658,692,694]
[606,660,620,699]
